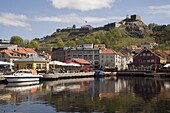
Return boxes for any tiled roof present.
[0,47,38,58]
[164,50,170,55]
[0,50,20,58]
[153,50,168,59]
[24,48,37,54]
[15,56,48,62]
[13,47,37,54]
[100,49,117,54]
[71,58,90,64]
[116,52,124,56]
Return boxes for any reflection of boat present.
[4,69,42,83]
[53,86,66,93]
[6,81,40,87]
[5,81,42,92]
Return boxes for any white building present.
[100,49,127,70]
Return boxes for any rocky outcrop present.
[124,20,149,38]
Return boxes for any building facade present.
[100,49,127,70]
[128,48,162,71]
[14,56,49,72]
[52,43,100,69]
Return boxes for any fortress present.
[56,15,141,37]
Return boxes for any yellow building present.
[14,56,49,72]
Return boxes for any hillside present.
[38,15,169,51]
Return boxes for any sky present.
[0,0,170,40]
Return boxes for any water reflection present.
[0,77,170,112]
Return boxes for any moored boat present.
[94,70,106,78]
[4,69,42,83]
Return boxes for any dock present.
[113,71,170,78]
[42,72,95,80]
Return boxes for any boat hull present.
[4,75,42,83]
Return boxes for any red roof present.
[13,47,37,55]
[100,49,117,54]
[71,58,90,64]
[0,50,20,58]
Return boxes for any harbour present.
[0,76,170,113]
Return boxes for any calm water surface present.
[0,77,170,113]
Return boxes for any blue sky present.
[0,0,170,40]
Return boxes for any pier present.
[42,72,95,80]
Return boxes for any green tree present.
[162,25,170,43]
[10,36,24,46]
[28,40,40,50]
[65,40,76,47]
[56,38,64,47]
[94,39,101,44]
[110,28,122,38]
[148,23,158,30]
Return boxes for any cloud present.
[0,13,31,30]
[51,0,116,11]
[34,13,123,24]
[148,4,170,15]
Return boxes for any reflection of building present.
[132,78,162,101]
[94,79,128,99]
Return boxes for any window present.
[95,55,99,59]
[143,53,146,56]
[151,59,154,62]
[73,55,77,58]
[26,64,33,69]
[84,55,88,59]
[147,59,150,62]
[42,64,46,69]
[147,53,150,56]
[89,55,93,60]
[95,61,99,64]
[36,64,41,69]
[78,55,82,58]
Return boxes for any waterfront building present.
[52,47,67,62]
[163,50,170,63]
[128,48,167,71]
[52,43,100,69]
[14,55,49,72]
[100,49,127,70]
[69,58,90,72]
[0,47,38,70]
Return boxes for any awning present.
[49,61,80,66]
[49,61,68,66]
[65,62,81,67]
[0,61,14,66]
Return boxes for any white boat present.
[4,69,42,83]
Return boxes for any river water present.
[0,77,170,113]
